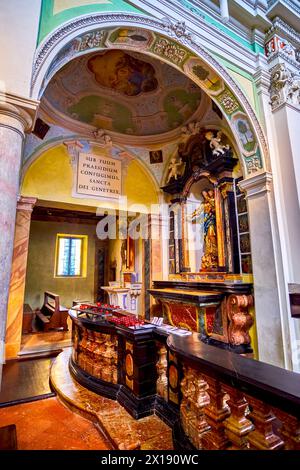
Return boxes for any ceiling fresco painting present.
[87,50,158,96]
[68,95,135,133]
[164,88,201,129]
[43,49,203,137]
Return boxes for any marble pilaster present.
[239,172,286,368]
[262,55,300,370]
[142,213,163,320]
[0,93,38,383]
[150,213,163,282]
[5,197,37,359]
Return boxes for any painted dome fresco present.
[42,49,204,137]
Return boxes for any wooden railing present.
[69,310,300,450]
[167,333,300,450]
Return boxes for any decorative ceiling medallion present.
[183,58,225,96]
[106,27,155,51]
[231,112,258,157]
[216,88,241,115]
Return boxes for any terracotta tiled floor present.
[0,398,110,450]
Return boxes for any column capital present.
[269,63,300,111]
[63,140,84,166]
[17,196,37,212]
[239,171,273,199]
[0,92,39,134]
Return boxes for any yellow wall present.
[124,160,159,209]
[22,145,159,212]
[25,220,96,309]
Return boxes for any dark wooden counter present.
[69,309,161,420]
[167,332,300,416]
[69,309,300,449]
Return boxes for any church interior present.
[1,0,300,453]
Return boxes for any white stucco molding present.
[239,170,273,198]
[134,0,266,64]
[0,92,39,134]
[271,99,300,113]
[265,16,300,47]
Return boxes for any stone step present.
[50,349,173,450]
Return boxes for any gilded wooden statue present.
[191,189,218,270]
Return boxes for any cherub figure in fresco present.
[166,157,183,183]
[205,130,230,157]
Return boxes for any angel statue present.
[181,121,201,138]
[166,157,183,183]
[191,189,218,270]
[205,130,230,157]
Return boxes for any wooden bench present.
[22,304,34,334]
[35,292,69,332]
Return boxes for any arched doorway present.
[31,15,268,177]
[6,13,287,368]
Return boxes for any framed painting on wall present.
[149,150,163,164]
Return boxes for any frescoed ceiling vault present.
[42,49,205,139]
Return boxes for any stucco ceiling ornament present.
[217,90,240,114]
[79,30,106,51]
[181,121,201,138]
[161,18,193,43]
[93,128,113,147]
[245,156,263,174]
[63,140,84,167]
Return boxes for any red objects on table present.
[79,304,90,310]
[77,302,143,328]
[109,314,144,328]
